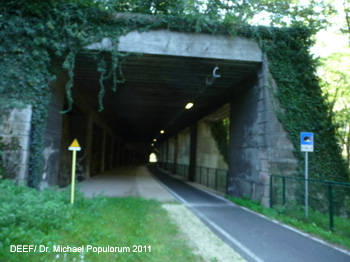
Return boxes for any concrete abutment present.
[0,30,299,207]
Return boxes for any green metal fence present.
[270,175,350,231]
[195,166,227,194]
[176,164,189,180]
[158,162,227,194]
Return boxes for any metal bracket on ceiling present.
[206,66,221,85]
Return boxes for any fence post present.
[270,175,273,208]
[328,183,334,231]
[283,177,286,205]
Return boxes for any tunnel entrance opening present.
[55,49,259,184]
[59,55,256,181]
[41,30,298,206]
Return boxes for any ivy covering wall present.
[1,1,348,188]
[255,27,349,182]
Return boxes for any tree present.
[96,0,336,33]
[342,0,350,44]
[319,51,350,172]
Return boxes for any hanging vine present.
[61,50,77,114]
[1,1,348,188]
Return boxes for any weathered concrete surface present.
[227,57,298,206]
[196,119,228,170]
[88,30,262,63]
[167,136,175,165]
[41,72,66,189]
[0,106,32,183]
[177,127,190,165]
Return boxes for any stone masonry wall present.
[0,106,32,183]
[227,58,298,207]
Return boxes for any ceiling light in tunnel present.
[185,103,194,109]
[160,130,165,134]
[151,143,154,147]
[153,138,157,142]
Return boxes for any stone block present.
[261,196,270,207]
[260,160,269,172]
[0,121,31,136]
[269,159,298,175]
[17,164,29,181]
[259,148,268,160]
[269,148,295,159]
[8,106,32,123]
[257,111,266,123]
[269,134,294,148]
[257,100,265,111]
[268,121,287,133]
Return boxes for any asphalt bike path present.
[148,166,350,262]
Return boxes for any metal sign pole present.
[305,152,308,218]
[301,132,313,219]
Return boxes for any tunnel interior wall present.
[177,127,190,165]
[160,107,229,180]
[196,120,228,170]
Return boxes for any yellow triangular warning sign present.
[69,139,81,151]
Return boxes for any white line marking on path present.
[191,208,265,262]
[152,172,265,262]
[151,167,350,259]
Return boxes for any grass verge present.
[0,179,203,262]
[226,195,350,251]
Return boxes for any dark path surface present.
[148,166,350,262]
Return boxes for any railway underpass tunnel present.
[40,30,298,206]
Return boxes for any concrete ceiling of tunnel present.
[71,30,262,149]
[73,53,259,141]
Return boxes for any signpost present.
[69,139,81,204]
[300,132,314,218]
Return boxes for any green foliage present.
[0,137,21,180]
[1,1,128,187]
[0,138,5,179]
[242,26,349,182]
[210,118,229,164]
[1,0,345,187]
[319,51,350,173]
[0,179,201,261]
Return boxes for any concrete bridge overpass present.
[4,29,297,206]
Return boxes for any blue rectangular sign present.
[301,132,314,152]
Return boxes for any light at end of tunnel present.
[149,153,157,163]
[185,102,194,109]
[160,130,165,134]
